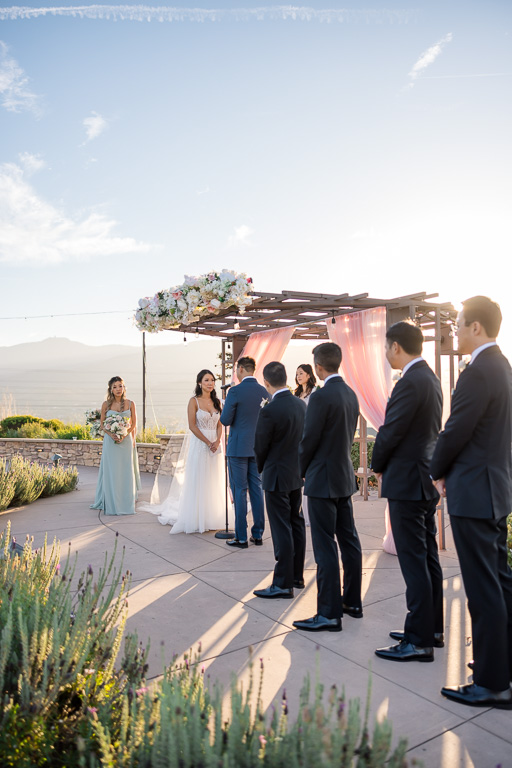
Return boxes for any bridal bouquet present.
[103,413,131,440]
[135,269,254,332]
[85,409,103,439]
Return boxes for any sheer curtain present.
[327,307,396,555]
[327,306,391,431]
[233,326,295,384]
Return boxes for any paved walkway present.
[2,467,510,767]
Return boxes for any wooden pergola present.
[142,287,458,546]
[169,288,458,387]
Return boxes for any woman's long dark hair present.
[294,363,317,398]
[194,369,222,412]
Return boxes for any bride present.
[138,369,230,534]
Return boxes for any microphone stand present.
[215,385,235,540]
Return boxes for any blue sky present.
[1,0,511,355]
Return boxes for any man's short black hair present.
[313,342,342,373]
[263,361,287,388]
[462,296,502,338]
[386,321,423,356]
[237,356,256,374]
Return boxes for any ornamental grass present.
[0,523,416,768]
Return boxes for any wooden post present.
[142,331,146,433]
[360,415,369,501]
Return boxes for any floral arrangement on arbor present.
[135,269,254,333]
[85,409,103,439]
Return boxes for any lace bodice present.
[196,406,220,433]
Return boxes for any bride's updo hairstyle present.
[194,369,222,413]
[294,363,317,398]
[106,376,126,410]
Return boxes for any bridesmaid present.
[294,363,318,525]
[294,363,317,404]
[90,376,141,515]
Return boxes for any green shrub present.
[0,455,78,509]
[0,459,18,512]
[43,419,65,431]
[0,525,416,768]
[136,424,166,443]
[55,423,90,440]
[10,455,46,507]
[0,415,45,433]
[3,422,57,440]
[40,464,79,497]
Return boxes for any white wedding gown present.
[138,405,231,534]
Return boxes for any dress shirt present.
[324,373,342,384]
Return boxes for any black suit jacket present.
[254,390,306,492]
[371,360,442,501]
[299,376,359,498]
[430,345,512,519]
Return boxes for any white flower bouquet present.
[135,269,254,333]
[85,409,103,439]
[103,413,131,440]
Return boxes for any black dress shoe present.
[441,683,512,709]
[375,640,434,662]
[253,585,293,599]
[467,659,474,670]
[343,603,363,619]
[293,579,305,589]
[226,538,248,549]
[292,614,342,632]
[389,630,444,648]
[250,536,263,546]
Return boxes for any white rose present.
[210,298,221,308]
[138,298,150,309]
[177,298,187,311]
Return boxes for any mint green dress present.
[90,409,141,515]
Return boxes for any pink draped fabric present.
[327,306,391,431]
[327,307,396,555]
[233,326,295,384]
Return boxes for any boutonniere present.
[392,372,402,382]
[458,358,469,372]
[260,397,269,408]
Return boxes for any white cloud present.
[82,111,108,143]
[18,152,46,175]
[228,224,255,247]
[0,40,41,114]
[0,161,152,264]
[406,33,453,89]
[0,6,418,25]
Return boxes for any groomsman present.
[253,362,307,598]
[371,321,444,663]
[294,342,362,633]
[431,296,512,709]
[220,356,268,549]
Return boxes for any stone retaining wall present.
[0,434,185,475]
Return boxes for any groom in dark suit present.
[431,296,512,709]
[220,356,269,549]
[294,342,362,632]
[253,361,307,598]
[371,321,444,663]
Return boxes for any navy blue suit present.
[372,359,444,647]
[431,345,512,690]
[299,375,362,619]
[220,376,268,541]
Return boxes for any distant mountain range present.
[0,337,315,430]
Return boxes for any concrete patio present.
[1,466,510,768]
